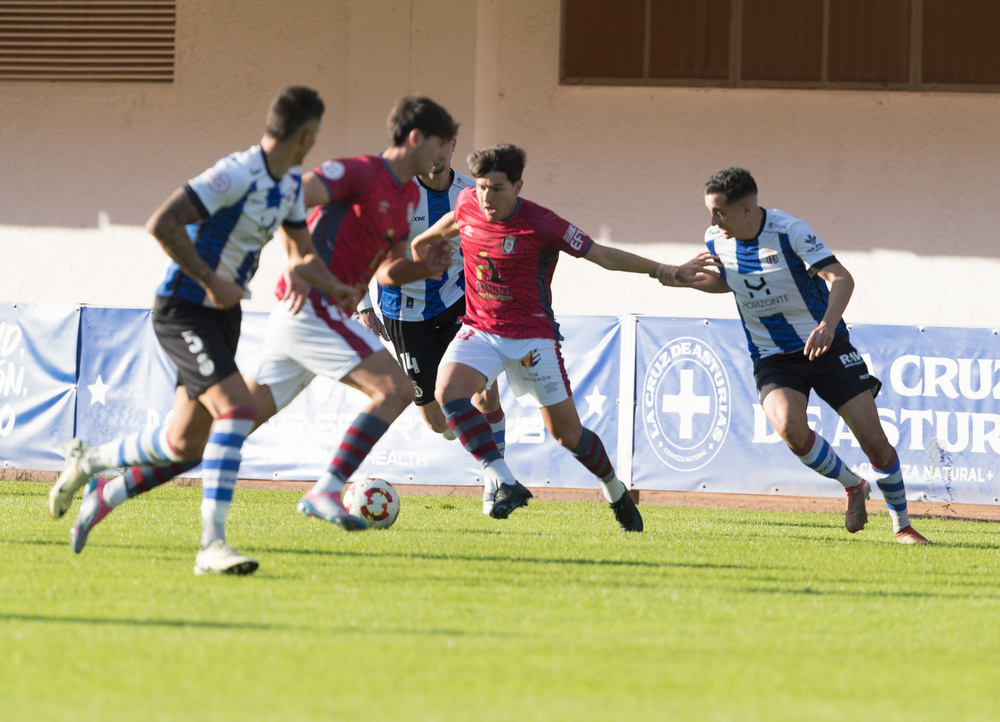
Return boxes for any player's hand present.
[205,275,245,309]
[356,308,389,341]
[281,266,310,314]
[330,282,364,315]
[423,237,453,281]
[656,252,721,286]
[804,322,835,360]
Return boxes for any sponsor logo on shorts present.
[641,337,731,471]
[840,350,867,369]
[520,349,541,369]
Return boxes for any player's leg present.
[474,381,505,455]
[69,385,208,552]
[837,391,929,544]
[539,396,642,532]
[436,328,523,516]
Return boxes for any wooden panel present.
[741,0,822,81]
[0,0,175,83]
[562,0,645,78]
[828,0,910,83]
[649,0,730,80]
[923,0,1000,85]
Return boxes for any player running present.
[412,144,713,531]
[356,136,507,514]
[669,166,929,544]
[49,87,361,575]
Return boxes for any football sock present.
[312,412,390,494]
[102,460,200,508]
[871,449,910,532]
[83,423,187,475]
[484,408,506,457]
[791,430,861,489]
[442,398,517,486]
[199,405,256,548]
[570,428,623,502]
[442,398,502,464]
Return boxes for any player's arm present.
[804,261,854,360]
[280,224,362,313]
[410,211,459,262]
[145,187,245,309]
[376,235,452,286]
[665,252,730,293]
[301,170,332,209]
[585,243,721,288]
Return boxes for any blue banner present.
[7,304,999,506]
[0,303,78,469]
[632,318,1000,505]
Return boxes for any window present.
[561,0,1000,91]
[0,0,176,83]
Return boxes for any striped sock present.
[312,412,390,494]
[871,449,910,532]
[442,398,516,485]
[484,408,506,457]
[200,405,256,547]
[792,430,862,489]
[571,428,624,502]
[84,424,186,475]
[102,460,201,508]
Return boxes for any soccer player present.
[670,166,929,543]
[243,95,456,529]
[411,144,713,531]
[355,136,507,514]
[49,86,364,574]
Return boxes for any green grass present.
[2,480,999,721]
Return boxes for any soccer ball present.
[342,477,400,529]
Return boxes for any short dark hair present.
[265,86,324,141]
[387,95,458,146]
[467,144,527,183]
[704,167,758,203]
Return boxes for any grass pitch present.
[2,480,999,721]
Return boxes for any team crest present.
[502,234,516,254]
[520,350,541,369]
[761,249,780,265]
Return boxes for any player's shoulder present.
[191,145,260,197]
[314,154,379,183]
[762,208,809,235]
[452,170,475,190]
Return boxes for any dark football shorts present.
[383,299,465,406]
[153,295,242,400]
[753,333,881,411]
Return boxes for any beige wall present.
[2,0,998,327]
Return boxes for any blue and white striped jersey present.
[156,145,307,307]
[706,208,845,361]
[375,169,472,321]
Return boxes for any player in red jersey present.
[245,96,455,530]
[412,144,713,530]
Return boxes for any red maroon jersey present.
[274,155,417,301]
[452,187,593,340]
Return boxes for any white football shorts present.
[252,296,384,412]
[440,325,572,407]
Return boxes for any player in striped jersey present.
[49,87,363,574]
[356,138,506,514]
[672,167,928,544]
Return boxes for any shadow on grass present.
[0,613,293,631]
[263,545,742,572]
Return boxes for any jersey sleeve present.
[312,156,376,204]
[186,153,253,217]
[282,170,308,228]
[532,204,593,258]
[788,219,836,271]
